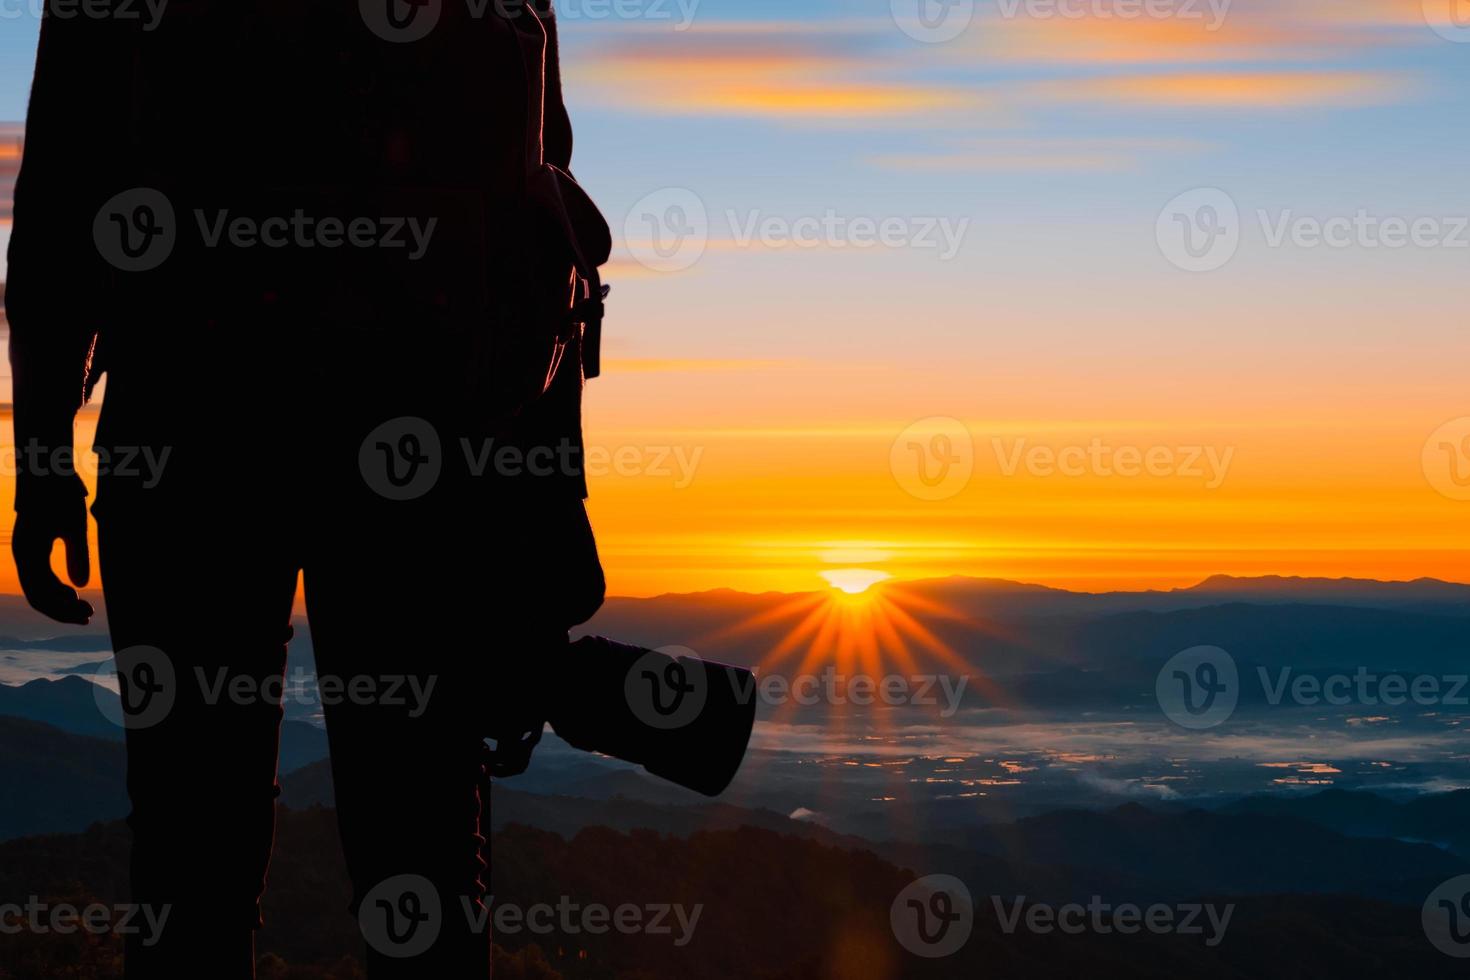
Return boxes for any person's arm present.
[534,0,574,173]
[6,15,125,624]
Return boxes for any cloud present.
[1076,771,1181,799]
[1024,70,1416,108]
[970,0,1435,65]
[570,34,982,119]
[0,124,19,224]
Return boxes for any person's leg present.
[303,509,493,979]
[96,476,299,980]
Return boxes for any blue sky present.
[4,1,1470,594]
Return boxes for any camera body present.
[486,636,758,797]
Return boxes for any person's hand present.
[12,476,93,625]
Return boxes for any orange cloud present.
[970,0,1435,65]
[572,40,978,118]
[1027,71,1415,108]
[981,16,1319,64]
[0,125,18,223]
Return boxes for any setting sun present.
[820,569,892,595]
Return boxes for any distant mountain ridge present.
[604,573,1470,605]
[0,675,328,772]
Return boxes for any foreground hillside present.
[0,805,1461,980]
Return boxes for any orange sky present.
[2,0,1468,599]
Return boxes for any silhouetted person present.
[8,3,605,977]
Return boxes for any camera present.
[486,636,757,797]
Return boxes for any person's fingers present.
[62,509,91,589]
[12,521,93,625]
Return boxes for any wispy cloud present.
[970,0,1435,65]
[1024,70,1417,108]
[0,124,19,224]
[570,34,982,119]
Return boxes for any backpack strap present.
[510,4,612,380]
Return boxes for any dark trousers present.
[97,417,500,979]
[90,319,599,979]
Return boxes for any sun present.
[820,568,892,596]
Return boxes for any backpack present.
[108,0,611,430]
